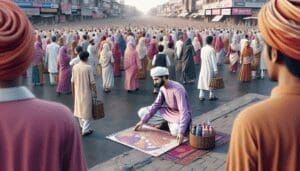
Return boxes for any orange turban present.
[0,0,35,80]
[258,0,300,60]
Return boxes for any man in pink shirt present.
[134,67,192,144]
[0,1,87,170]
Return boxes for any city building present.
[203,0,267,23]
[151,0,267,24]
[13,0,122,24]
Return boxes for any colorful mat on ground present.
[106,125,188,157]
[162,131,230,165]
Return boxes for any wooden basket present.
[189,132,215,150]
[92,98,105,120]
[209,77,225,90]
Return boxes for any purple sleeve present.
[175,90,191,134]
[142,91,165,123]
[62,117,88,171]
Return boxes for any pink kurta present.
[124,46,142,91]
[0,87,87,171]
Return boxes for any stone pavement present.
[90,93,268,171]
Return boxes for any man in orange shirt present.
[226,0,300,170]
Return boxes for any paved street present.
[23,64,276,168]
[90,93,267,171]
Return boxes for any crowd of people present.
[1,0,299,170]
[31,17,266,98]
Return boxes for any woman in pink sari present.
[147,40,158,71]
[112,41,122,77]
[124,42,142,93]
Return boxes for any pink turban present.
[0,0,35,80]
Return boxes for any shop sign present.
[245,2,266,8]
[232,8,252,15]
[21,8,40,16]
[15,2,32,8]
[40,8,58,13]
[205,9,211,16]
[61,3,72,15]
[15,1,58,8]
[32,2,42,8]
[221,8,231,15]
[212,9,220,15]
[233,1,245,7]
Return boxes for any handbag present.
[209,76,225,90]
[92,98,105,120]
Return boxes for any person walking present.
[56,46,72,95]
[45,36,60,85]
[124,42,142,92]
[180,38,196,84]
[198,36,218,101]
[99,43,114,93]
[71,51,96,136]
[32,34,44,86]
[238,41,253,82]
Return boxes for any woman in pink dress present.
[56,46,72,95]
[123,42,142,93]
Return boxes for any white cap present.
[150,67,169,77]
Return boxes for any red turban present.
[0,0,35,80]
[258,0,300,60]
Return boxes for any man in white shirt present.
[198,36,218,101]
[175,35,184,59]
[45,36,60,85]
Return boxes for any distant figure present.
[45,36,60,85]
[71,51,96,136]
[124,42,142,92]
[198,36,218,101]
[56,46,72,95]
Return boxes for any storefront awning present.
[243,16,258,20]
[212,15,224,22]
[40,14,55,18]
[177,12,190,17]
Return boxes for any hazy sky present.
[125,0,168,13]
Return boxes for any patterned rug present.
[162,131,230,165]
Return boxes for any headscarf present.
[147,40,158,60]
[214,36,224,52]
[117,34,126,56]
[136,37,147,59]
[32,36,44,65]
[58,46,70,68]
[0,1,35,80]
[100,43,112,67]
[258,0,300,60]
[192,37,201,51]
[112,42,122,59]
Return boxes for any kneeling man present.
[134,66,192,144]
